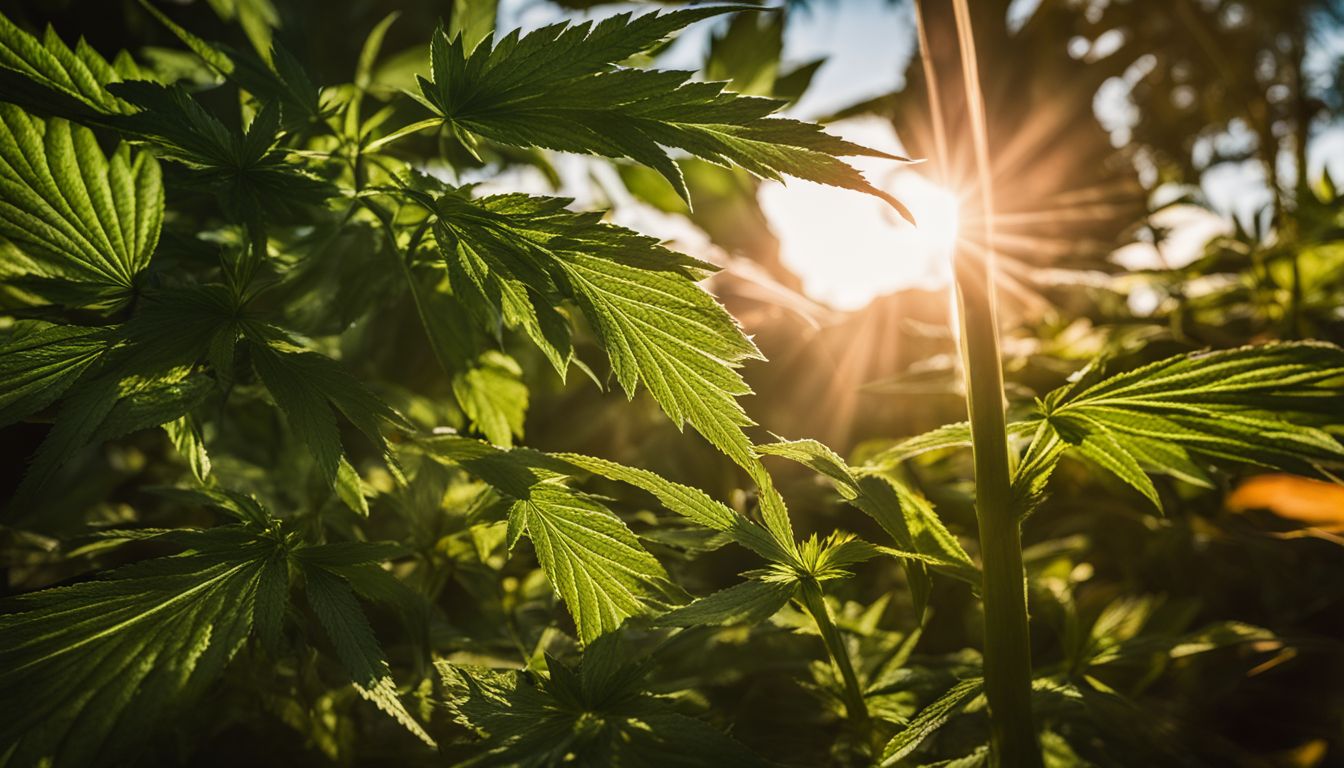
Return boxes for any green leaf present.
[449,0,498,54]
[705,10,783,97]
[655,577,796,627]
[16,369,216,503]
[0,105,163,309]
[414,185,763,468]
[864,420,1040,469]
[0,323,111,427]
[301,564,436,747]
[453,350,528,447]
[510,485,670,645]
[440,653,768,767]
[758,439,976,580]
[1039,342,1344,510]
[246,333,408,493]
[880,677,985,765]
[164,414,211,483]
[552,451,792,564]
[204,0,280,64]
[109,83,333,220]
[139,0,321,125]
[0,11,139,117]
[410,8,912,218]
[0,527,280,766]
[421,436,672,644]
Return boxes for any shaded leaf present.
[301,564,435,747]
[0,528,279,766]
[655,577,796,627]
[880,678,984,765]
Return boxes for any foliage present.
[0,1,1342,767]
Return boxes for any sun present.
[759,169,963,310]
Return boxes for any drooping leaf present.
[0,527,282,766]
[300,563,436,747]
[0,105,163,309]
[409,184,763,468]
[408,8,913,217]
[245,331,408,492]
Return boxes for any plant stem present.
[945,0,1042,764]
[798,578,869,728]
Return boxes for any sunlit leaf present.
[1037,342,1344,509]
[421,436,672,644]
[407,8,912,218]
[0,105,162,309]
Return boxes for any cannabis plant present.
[1,2,1341,767]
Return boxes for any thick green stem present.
[798,579,869,728]
[954,255,1040,766]
[944,0,1042,764]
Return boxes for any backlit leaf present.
[408,8,912,217]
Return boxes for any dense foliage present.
[1,1,1342,766]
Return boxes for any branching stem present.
[798,578,869,729]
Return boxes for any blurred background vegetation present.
[2,0,1343,765]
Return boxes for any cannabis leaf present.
[760,439,975,620]
[422,436,673,644]
[404,7,912,218]
[554,451,792,564]
[758,439,976,578]
[5,286,242,503]
[138,0,322,125]
[440,637,767,766]
[453,350,529,447]
[405,183,764,467]
[298,559,436,747]
[655,577,796,627]
[109,83,333,221]
[0,11,140,118]
[244,329,409,500]
[1034,342,1344,508]
[863,420,1039,469]
[880,677,984,765]
[0,525,284,766]
[0,105,162,309]
[0,323,112,427]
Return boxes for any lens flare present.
[760,170,964,310]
